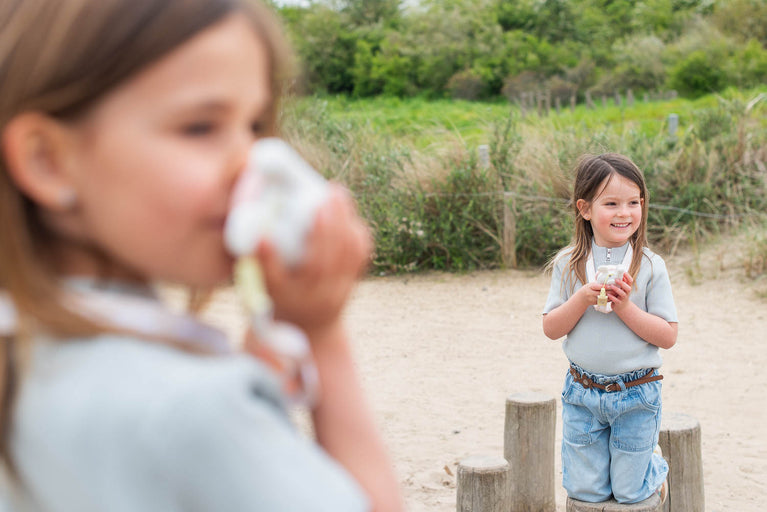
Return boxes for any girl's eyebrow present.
[164,97,269,120]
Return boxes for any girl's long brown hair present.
[555,153,650,293]
[0,0,291,476]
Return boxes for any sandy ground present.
[200,234,767,512]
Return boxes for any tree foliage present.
[278,0,767,99]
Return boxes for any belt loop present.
[617,380,626,391]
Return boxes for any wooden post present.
[478,144,490,169]
[566,495,661,512]
[614,90,622,107]
[502,192,516,268]
[555,96,561,115]
[545,90,551,115]
[537,91,544,116]
[570,93,576,112]
[658,413,704,512]
[585,91,594,109]
[627,89,634,106]
[504,393,556,511]
[457,455,510,512]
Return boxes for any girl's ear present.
[576,199,591,220]
[1,112,79,212]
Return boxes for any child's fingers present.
[256,239,289,290]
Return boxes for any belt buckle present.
[603,382,619,392]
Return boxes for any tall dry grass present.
[280,91,767,273]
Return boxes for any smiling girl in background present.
[0,1,401,510]
[542,153,677,504]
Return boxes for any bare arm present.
[255,186,403,511]
[608,273,678,349]
[309,322,403,512]
[542,281,603,340]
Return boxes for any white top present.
[0,284,368,512]
[543,243,678,375]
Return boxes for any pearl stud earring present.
[58,188,77,210]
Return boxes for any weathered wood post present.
[457,455,510,512]
[667,114,678,137]
[566,495,662,512]
[658,413,704,512]
[502,192,517,268]
[504,393,556,511]
[570,93,576,112]
[544,90,551,115]
[478,144,490,169]
[627,89,634,106]
[614,90,622,107]
[585,91,594,109]
[555,96,561,115]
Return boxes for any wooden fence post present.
[501,192,517,268]
[504,393,556,511]
[457,455,510,512]
[658,413,704,512]
[585,91,594,109]
[478,144,489,169]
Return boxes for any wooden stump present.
[504,392,556,511]
[456,455,510,512]
[566,494,662,511]
[658,413,704,512]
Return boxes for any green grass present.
[281,87,767,273]
[297,86,767,149]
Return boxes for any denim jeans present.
[561,363,668,503]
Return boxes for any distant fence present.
[513,90,679,117]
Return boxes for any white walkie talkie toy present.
[224,138,329,406]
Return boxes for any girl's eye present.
[181,121,216,136]
[250,121,266,135]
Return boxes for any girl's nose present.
[230,131,257,181]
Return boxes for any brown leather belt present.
[569,366,663,393]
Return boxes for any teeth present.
[612,223,630,227]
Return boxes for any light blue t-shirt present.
[543,243,677,375]
[1,334,369,511]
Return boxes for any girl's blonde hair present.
[0,0,291,473]
[558,153,649,292]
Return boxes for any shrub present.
[446,70,484,101]
[668,50,727,98]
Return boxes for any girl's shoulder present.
[640,246,669,266]
[20,334,286,444]
[550,246,575,267]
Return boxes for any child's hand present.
[577,281,607,307]
[256,184,372,338]
[607,272,633,311]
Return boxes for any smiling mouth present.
[612,222,631,228]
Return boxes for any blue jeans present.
[561,363,668,503]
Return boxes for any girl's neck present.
[591,239,630,250]
[46,238,147,287]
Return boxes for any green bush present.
[668,50,727,98]
[282,90,767,273]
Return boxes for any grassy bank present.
[280,88,767,274]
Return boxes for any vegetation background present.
[269,0,767,278]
